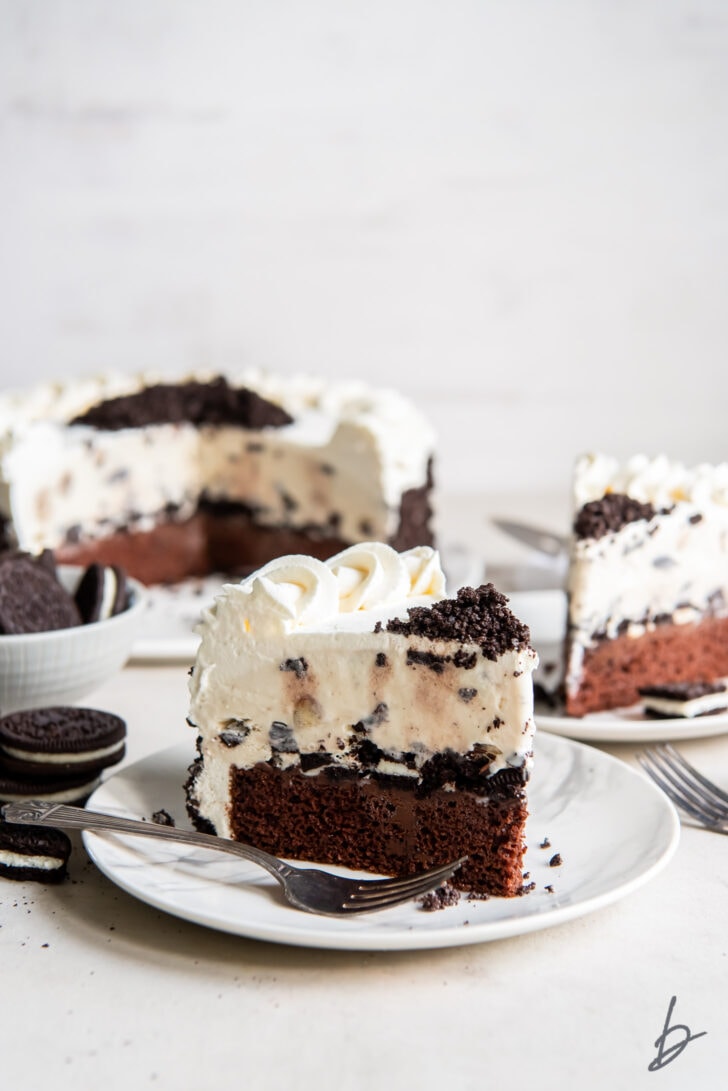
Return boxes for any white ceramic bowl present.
[0,566,147,714]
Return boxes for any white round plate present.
[536,702,728,743]
[82,733,679,950]
[129,544,483,663]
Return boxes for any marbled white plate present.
[82,732,679,951]
[535,702,728,743]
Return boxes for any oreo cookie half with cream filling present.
[0,821,71,883]
[73,563,129,623]
[0,707,126,779]
[186,543,538,897]
[564,453,728,716]
[639,681,728,719]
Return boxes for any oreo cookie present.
[0,707,126,779]
[0,767,101,805]
[73,563,129,624]
[0,552,82,634]
[0,820,71,883]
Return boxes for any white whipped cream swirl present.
[211,544,447,638]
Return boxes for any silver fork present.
[638,744,728,834]
[1,800,467,915]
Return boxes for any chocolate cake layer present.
[218,763,527,897]
[566,615,728,717]
[56,494,435,585]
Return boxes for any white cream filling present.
[2,740,124,764]
[98,568,119,620]
[0,849,65,870]
[641,691,728,718]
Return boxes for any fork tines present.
[639,743,728,827]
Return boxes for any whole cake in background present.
[0,372,435,584]
[565,453,728,717]
[185,543,538,897]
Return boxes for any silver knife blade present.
[491,518,569,560]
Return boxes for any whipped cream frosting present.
[0,370,435,553]
[187,544,537,838]
[573,452,728,510]
[566,453,728,694]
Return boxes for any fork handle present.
[1,800,293,882]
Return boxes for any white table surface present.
[2,493,727,1089]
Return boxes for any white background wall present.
[2,0,727,496]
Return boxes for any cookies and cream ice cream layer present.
[187,544,537,840]
[0,371,435,553]
[566,453,728,682]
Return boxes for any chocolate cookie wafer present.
[0,767,102,805]
[0,707,126,779]
[0,553,82,634]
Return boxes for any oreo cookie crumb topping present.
[71,377,294,431]
[151,809,175,827]
[385,584,531,661]
[549,853,563,867]
[375,653,387,668]
[539,837,551,849]
[458,687,477,703]
[418,882,461,911]
[573,493,660,540]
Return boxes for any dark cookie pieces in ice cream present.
[0,706,126,779]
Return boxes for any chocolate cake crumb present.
[548,853,563,867]
[573,493,661,540]
[518,881,536,895]
[386,584,531,661]
[71,377,294,431]
[418,882,461,911]
[151,809,175,827]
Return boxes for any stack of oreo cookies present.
[0,550,132,883]
[0,706,127,883]
[0,549,130,635]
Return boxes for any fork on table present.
[638,744,728,834]
[1,800,467,916]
